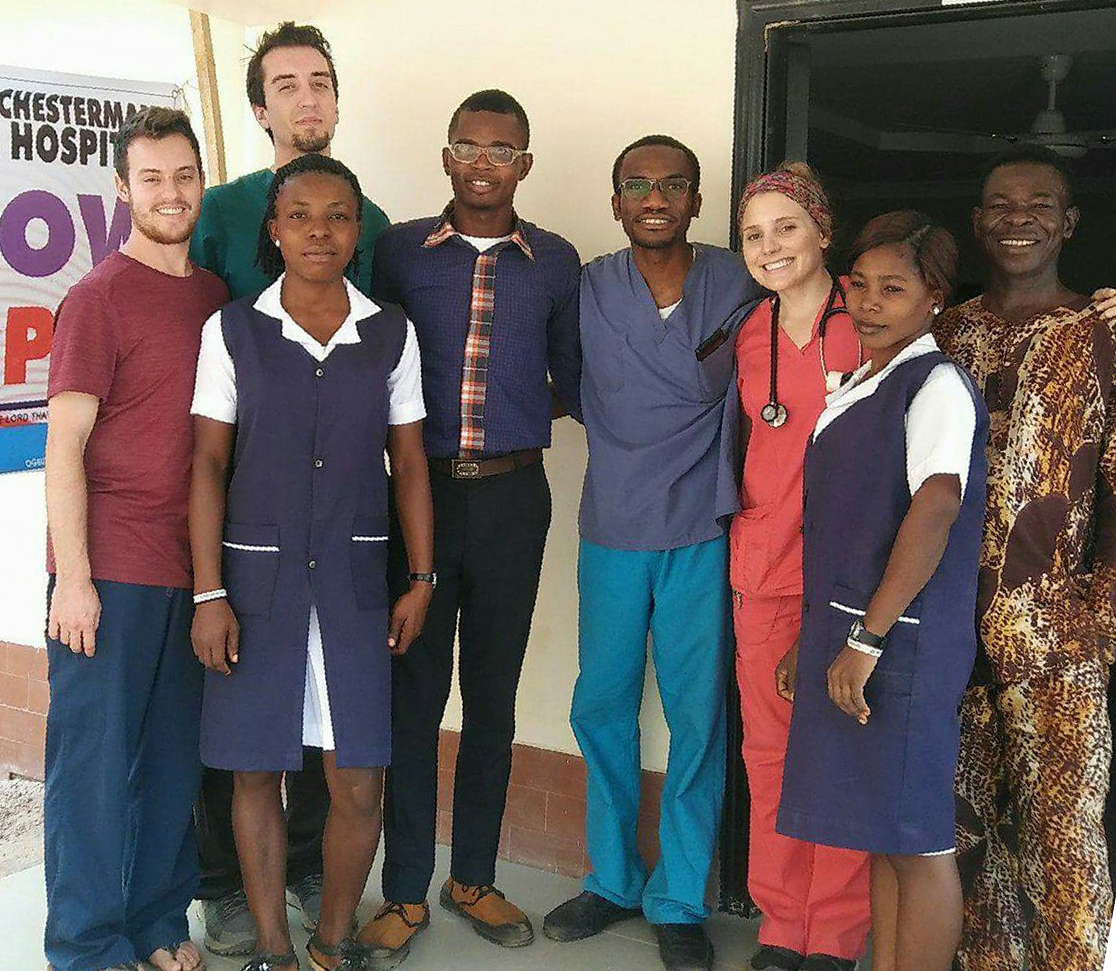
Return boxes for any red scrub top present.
[730,281,862,598]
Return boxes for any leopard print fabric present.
[936,298,1116,682]
[937,299,1116,971]
[955,666,1112,971]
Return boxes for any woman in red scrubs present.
[732,163,870,971]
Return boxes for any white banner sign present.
[0,66,178,473]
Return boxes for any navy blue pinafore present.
[199,295,406,771]
[776,352,988,855]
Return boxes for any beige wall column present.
[190,10,227,185]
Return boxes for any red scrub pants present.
[733,592,871,960]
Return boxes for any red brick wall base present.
[0,642,47,780]
[436,729,664,877]
[0,656,668,877]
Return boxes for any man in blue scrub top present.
[544,135,760,971]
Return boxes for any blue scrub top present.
[579,243,761,551]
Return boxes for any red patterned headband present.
[738,168,833,241]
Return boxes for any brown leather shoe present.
[356,900,430,969]
[438,878,534,947]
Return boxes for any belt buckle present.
[452,459,481,479]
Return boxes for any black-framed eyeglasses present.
[447,143,529,166]
[617,177,693,200]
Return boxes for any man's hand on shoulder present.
[1091,287,1116,321]
[48,575,101,657]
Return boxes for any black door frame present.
[718,0,1114,915]
[731,0,1114,230]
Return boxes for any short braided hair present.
[255,153,363,280]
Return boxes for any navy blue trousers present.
[44,579,203,971]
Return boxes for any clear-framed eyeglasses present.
[617,177,693,200]
[447,143,529,166]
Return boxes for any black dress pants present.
[382,460,551,903]
[195,753,328,897]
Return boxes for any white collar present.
[812,332,942,444]
[253,275,381,361]
[825,332,940,407]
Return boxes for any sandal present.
[307,931,372,971]
[155,942,206,971]
[240,950,298,971]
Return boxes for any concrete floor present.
[0,777,43,879]
[0,845,778,971]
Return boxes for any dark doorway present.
[721,0,1116,915]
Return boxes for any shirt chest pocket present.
[694,324,736,401]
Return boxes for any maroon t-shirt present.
[46,250,229,589]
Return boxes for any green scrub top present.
[190,168,390,300]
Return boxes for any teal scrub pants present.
[572,536,729,925]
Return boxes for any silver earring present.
[932,306,941,315]
[273,238,280,247]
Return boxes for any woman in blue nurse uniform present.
[777,211,987,971]
[188,154,434,971]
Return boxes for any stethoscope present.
[760,279,863,428]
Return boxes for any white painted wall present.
[306,0,741,771]
[0,0,741,773]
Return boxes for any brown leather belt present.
[428,448,543,480]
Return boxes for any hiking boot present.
[203,889,257,956]
[438,878,534,947]
[357,900,430,970]
[543,891,643,942]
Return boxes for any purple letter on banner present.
[78,194,131,266]
[0,190,75,278]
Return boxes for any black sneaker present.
[801,956,856,971]
[752,944,806,969]
[652,923,713,971]
[542,891,643,942]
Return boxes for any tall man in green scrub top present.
[191,21,389,299]
[188,21,390,957]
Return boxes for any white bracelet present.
[846,637,883,659]
[193,588,228,605]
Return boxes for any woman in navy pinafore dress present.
[188,155,434,971]
[775,212,988,971]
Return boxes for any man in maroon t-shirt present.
[43,107,227,971]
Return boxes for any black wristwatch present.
[847,618,886,653]
[409,571,437,588]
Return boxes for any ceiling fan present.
[1024,54,1091,158]
[886,53,1116,157]
[971,53,1116,157]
